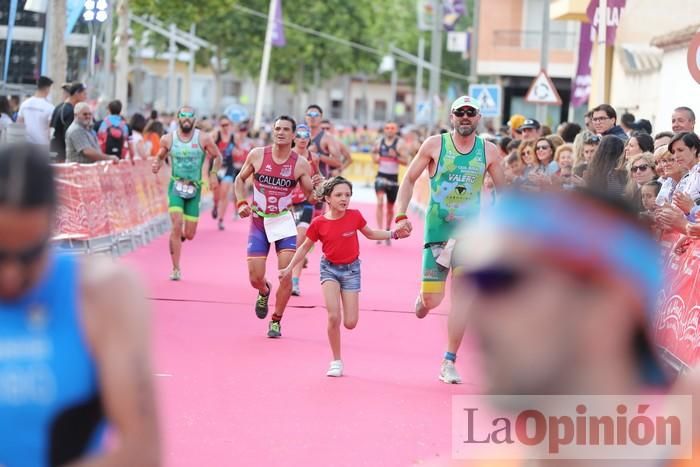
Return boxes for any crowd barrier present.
[657,232,700,372]
[52,159,173,256]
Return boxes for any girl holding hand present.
[280,177,409,377]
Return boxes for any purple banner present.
[571,0,627,107]
[571,21,593,108]
[443,0,465,31]
[271,0,286,47]
[587,0,627,45]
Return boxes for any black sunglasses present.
[584,135,601,144]
[631,164,650,173]
[459,266,525,296]
[0,238,49,266]
[453,108,479,118]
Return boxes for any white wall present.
[610,61,660,126]
[656,48,700,134]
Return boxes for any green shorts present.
[421,242,453,294]
[168,180,202,222]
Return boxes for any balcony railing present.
[493,29,577,51]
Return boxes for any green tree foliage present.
[130,0,473,90]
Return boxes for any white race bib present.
[263,211,297,243]
[174,180,197,199]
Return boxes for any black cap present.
[68,82,86,96]
[520,119,541,130]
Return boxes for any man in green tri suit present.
[394,96,505,384]
[152,106,222,280]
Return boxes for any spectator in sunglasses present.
[625,153,657,213]
[0,144,160,465]
[533,137,557,174]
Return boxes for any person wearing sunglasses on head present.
[152,106,222,281]
[234,116,323,338]
[0,144,160,466]
[288,124,321,297]
[394,96,506,384]
[371,121,410,245]
[304,105,342,179]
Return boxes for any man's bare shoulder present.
[419,134,443,156]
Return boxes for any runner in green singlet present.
[152,106,222,280]
[394,96,506,384]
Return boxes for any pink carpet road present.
[121,202,484,467]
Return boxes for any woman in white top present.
[129,113,148,160]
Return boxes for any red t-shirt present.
[306,209,367,264]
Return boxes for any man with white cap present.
[394,96,505,384]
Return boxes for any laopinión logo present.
[451,395,693,460]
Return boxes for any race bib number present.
[174,180,197,199]
[263,211,297,243]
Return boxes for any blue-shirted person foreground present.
[0,144,160,466]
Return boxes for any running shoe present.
[218,219,225,231]
[291,283,300,296]
[255,281,272,319]
[439,360,462,384]
[169,269,181,281]
[326,360,343,377]
[211,204,218,219]
[267,320,282,338]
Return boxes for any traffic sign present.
[525,70,562,105]
[225,104,250,124]
[468,84,502,118]
[447,31,468,53]
[687,31,700,85]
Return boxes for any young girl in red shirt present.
[280,177,409,377]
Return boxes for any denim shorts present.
[320,257,361,292]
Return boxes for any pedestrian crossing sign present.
[468,84,501,118]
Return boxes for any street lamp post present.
[83,0,109,80]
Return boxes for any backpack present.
[99,118,126,158]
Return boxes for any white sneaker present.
[439,360,462,384]
[326,360,343,377]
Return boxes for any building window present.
[331,99,342,120]
[354,98,365,121]
[373,100,387,122]
[222,79,241,97]
[0,1,43,27]
[522,0,575,50]
[66,46,86,82]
